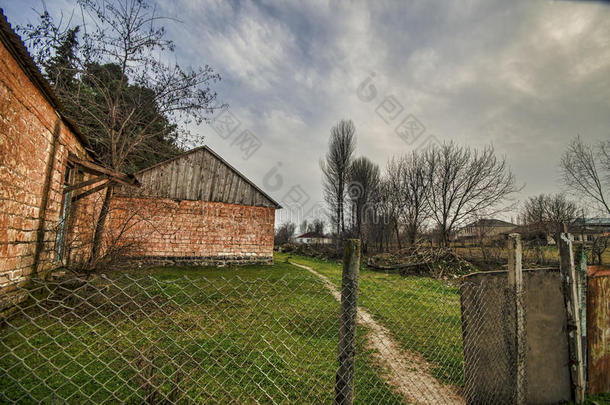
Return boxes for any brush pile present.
[367,246,475,278]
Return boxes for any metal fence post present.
[559,231,585,403]
[508,233,525,405]
[335,239,361,405]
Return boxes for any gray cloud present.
[4,0,610,223]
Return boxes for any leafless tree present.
[59,191,179,274]
[348,157,380,245]
[20,0,224,261]
[561,136,610,215]
[274,222,296,246]
[299,220,309,236]
[310,218,325,235]
[320,120,356,253]
[591,235,608,265]
[384,159,405,249]
[365,178,393,252]
[521,193,579,243]
[424,142,519,247]
[299,218,325,235]
[386,152,430,246]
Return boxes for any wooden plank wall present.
[587,271,610,394]
[119,149,276,208]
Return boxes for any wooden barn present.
[109,146,280,266]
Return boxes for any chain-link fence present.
[1,261,529,404]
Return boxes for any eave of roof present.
[136,145,282,209]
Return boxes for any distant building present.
[294,231,333,245]
[516,217,610,245]
[570,218,610,243]
[455,219,518,243]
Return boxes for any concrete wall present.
[105,196,276,266]
[460,268,571,404]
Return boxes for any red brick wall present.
[106,196,275,265]
[0,39,98,287]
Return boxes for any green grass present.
[0,261,403,404]
[278,252,465,387]
[280,252,610,404]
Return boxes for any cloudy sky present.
[4,0,610,224]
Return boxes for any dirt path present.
[290,261,465,405]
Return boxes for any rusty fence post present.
[508,233,526,405]
[559,231,585,403]
[335,239,361,405]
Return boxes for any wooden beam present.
[67,155,138,187]
[71,181,110,203]
[63,175,107,193]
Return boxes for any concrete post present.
[508,233,525,405]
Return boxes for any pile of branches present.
[367,246,476,278]
[277,242,338,260]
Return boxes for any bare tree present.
[320,120,356,253]
[348,157,380,245]
[521,193,579,243]
[298,218,325,235]
[59,192,179,273]
[386,152,430,246]
[365,178,393,252]
[274,222,296,246]
[561,136,610,215]
[591,235,608,265]
[20,0,223,261]
[311,218,325,235]
[384,159,405,249]
[299,220,309,235]
[425,142,519,247]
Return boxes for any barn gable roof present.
[123,145,281,208]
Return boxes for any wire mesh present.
[0,264,527,404]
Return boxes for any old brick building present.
[0,10,279,292]
[0,10,141,290]
[112,146,280,266]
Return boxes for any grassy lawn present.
[0,261,402,404]
[278,252,465,387]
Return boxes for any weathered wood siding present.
[118,147,278,208]
[587,271,610,394]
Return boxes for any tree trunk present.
[91,185,113,264]
[394,220,402,250]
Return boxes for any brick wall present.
[0,38,98,288]
[106,196,276,266]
